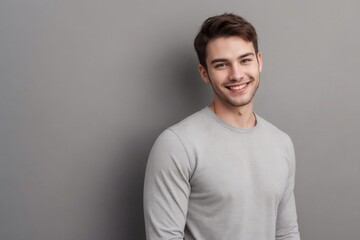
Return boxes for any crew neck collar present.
[204,106,260,133]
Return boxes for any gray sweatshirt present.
[144,107,300,240]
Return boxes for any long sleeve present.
[276,138,300,240]
[143,129,192,240]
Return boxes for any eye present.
[214,63,227,69]
[241,58,252,64]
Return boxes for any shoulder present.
[147,113,205,174]
[257,114,294,150]
[149,108,209,162]
[150,108,208,154]
[159,107,212,144]
[256,115,296,169]
[169,108,210,132]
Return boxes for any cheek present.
[209,71,228,84]
[248,68,260,78]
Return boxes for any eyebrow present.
[210,52,255,65]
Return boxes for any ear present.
[257,52,263,72]
[198,64,210,83]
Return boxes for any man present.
[144,13,300,240]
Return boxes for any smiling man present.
[144,13,300,240]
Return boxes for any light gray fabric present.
[144,107,300,240]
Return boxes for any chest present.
[189,140,289,205]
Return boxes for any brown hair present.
[194,13,259,69]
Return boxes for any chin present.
[231,101,252,108]
[228,96,254,107]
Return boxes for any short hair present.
[194,13,259,69]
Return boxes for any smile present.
[225,82,250,92]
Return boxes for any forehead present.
[206,36,256,61]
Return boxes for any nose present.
[229,63,244,81]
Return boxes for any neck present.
[210,101,256,129]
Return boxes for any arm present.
[276,138,300,240]
[143,129,192,240]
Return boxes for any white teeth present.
[229,83,247,90]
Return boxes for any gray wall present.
[1,0,359,239]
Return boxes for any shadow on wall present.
[113,136,152,240]
[152,45,211,123]
[112,46,210,239]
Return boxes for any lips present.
[225,82,250,92]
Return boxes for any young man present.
[144,13,300,240]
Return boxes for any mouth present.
[225,82,250,92]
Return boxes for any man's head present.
[194,13,262,110]
[194,13,259,70]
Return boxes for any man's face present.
[199,36,262,109]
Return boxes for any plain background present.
[1,0,359,239]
